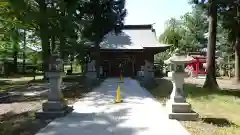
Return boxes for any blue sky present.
[124,0,192,37]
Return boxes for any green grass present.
[148,78,240,135]
[0,111,52,135]
[0,74,86,92]
[0,76,43,92]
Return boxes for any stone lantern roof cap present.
[164,54,195,64]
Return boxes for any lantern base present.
[42,101,67,112]
[166,100,198,121]
[35,101,73,119]
[168,112,198,121]
[35,106,73,119]
[114,99,123,103]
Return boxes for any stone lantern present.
[164,53,198,121]
[36,54,72,118]
[48,54,64,72]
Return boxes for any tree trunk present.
[39,0,50,79]
[13,49,18,73]
[203,0,219,89]
[95,42,100,78]
[22,30,26,73]
[40,26,50,78]
[11,38,18,73]
[82,63,85,74]
[234,34,240,82]
[51,35,55,54]
[59,34,66,72]
[59,35,65,59]
[234,0,240,82]
[228,55,231,78]
[70,54,74,73]
[70,62,73,71]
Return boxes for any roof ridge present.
[123,24,152,29]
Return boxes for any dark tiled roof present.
[122,24,152,29]
[100,24,169,50]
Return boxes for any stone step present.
[168,112,199,121]
[168,102,192,113]
[35,106,73,119]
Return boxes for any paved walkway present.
[36,78,190,135]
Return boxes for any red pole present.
[196,59,199,75]
[120,71,122,80]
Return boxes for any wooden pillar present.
[132,56,135,77]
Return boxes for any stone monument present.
[85,59,100,89]
[143,60,154,79]
[36,54,72,118]
[164,53,198,121]
[140,60,155,88]
[86,60,97,79]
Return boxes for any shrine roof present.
[99,24,170,50]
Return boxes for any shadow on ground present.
[0,80,29,92]
[0,80,9,85]
[28,74,84,83]
[0,75,97,104]
[0,73,43,78]
[0,83,88,104]
[37,107,147,135]
[201,117,239,128]
[142,78,172,105]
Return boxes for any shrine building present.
[86,24,170,78]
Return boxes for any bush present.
[154,59,165,77]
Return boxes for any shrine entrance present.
[99,52,136,77]
[109,56,135,77]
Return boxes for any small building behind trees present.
[86,24,170,78]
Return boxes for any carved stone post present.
[36,54,72,118]
[164,54,198,121]
[86,60,97,79]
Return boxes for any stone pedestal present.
[36,72,72,119]
[141,60,155,87]
[86,71,97,79]
[143,60,154,78]
[166,72,198,121]
[86,60,97,79]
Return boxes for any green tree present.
[81,0,127,77]
[159,18,182,52]
[7,0,85,75]
[180,5,208,52]
[159,5,208,54]
[218,0,240,82]
[6,0,127,78]
[193,0,219,89]
[0,2,24,73]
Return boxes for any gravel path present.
[36,78,190,135]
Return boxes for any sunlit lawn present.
[148,78,240,135]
